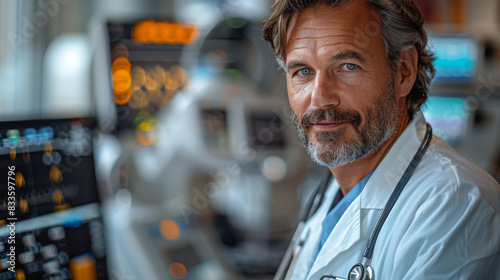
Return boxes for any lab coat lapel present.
[307,198,361,278]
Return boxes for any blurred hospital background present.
[0,0,500,279]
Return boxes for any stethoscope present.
[274,123,432,280]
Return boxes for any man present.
[263,0,500,279]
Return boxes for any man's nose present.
[311,72,340,108]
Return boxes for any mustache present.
[300,106,362,129]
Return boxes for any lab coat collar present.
[307,183,361,278]
[360,111,428,210]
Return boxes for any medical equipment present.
[274,123,433,280]
[91,16,250,279]
[428,35,480,86]
[90,10,315,277]
[0,119,108,280]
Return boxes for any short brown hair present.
[262,0,435,117]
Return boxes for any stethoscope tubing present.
[363,123,433,260]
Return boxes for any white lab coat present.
[290,111,500,280]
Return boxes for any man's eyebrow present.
[332,50,367,64]
[286,61,308,73]
[286,51,366,72]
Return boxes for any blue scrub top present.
[319,170,376,250]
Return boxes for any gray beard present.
[292,81,399,168]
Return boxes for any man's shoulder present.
[411,136,500,214]
[421,136,498,186]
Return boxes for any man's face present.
[285,1,401,167]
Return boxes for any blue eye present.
[298,68,311,76]
[343,63,358,71]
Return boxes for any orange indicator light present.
[169,262,187,279]
[15,269,26,280]
[160,219,181,241]
[113,69,132,93]
[70,255,97,280]
[53,188,64,205]
[111,57,131,74]
[10,147,16,160]
[132,20,198,45]
[16,172,25,188]
[20,198,29,213]
[50,165,62,183]
[114,88,133,106]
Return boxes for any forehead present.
[285,1,385,60]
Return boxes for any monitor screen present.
[0,119,107,280]
[421,96,469,148]
[428,35,479,85]
[248,113,286,150]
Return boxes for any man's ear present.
[396,46,418,98]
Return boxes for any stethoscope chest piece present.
[348,264,373,280]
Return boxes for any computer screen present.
[248,113,287,150]
[421,96,469,148]
[0,119,107,280]
[428,35,479,85]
